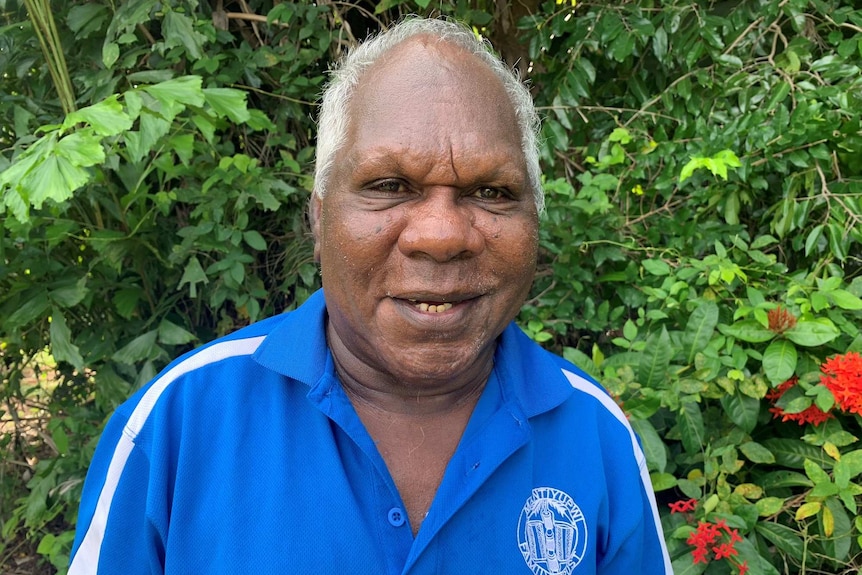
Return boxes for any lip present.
[389,292,482,322]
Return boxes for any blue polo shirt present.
[69,290,671,574]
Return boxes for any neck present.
[326,321,493,417]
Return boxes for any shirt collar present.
[252,288,574,418]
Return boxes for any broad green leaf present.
[755,496,784,516]
[63,96,132,136]
[7,291,50,328]
[834,450,862,489]
[112,329,158,364]
[740,441,775,464]
[821,499,852,561]
[804,459,831,484]
[718,319,774,343]
[243,230,267,251]
[143,76,205,108]
[756,522,804,560]
[631,418,666,473]
[162,10,206,60]
[678,401,705,455]
[670,552,708,575]
[641,258,670,276]
[763,339,798,384]
[785,318,839,347]
[649,472,676,491]
[157,319,196,345]
[828,289,862,310]
[762,439,832,470]
[25,155,90,208]
[49,277,89,308]
[102,41,119,68]
[50,308,84,370]
[683,301,718,364]
[758,470,813,489]
[203,88,251,123]
[638,327,672,388]
[56,133,106,167]
[720,392,760,433]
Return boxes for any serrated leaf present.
[50,277,89,308]
[203,88,250,123]
[50,309,84,370]
[143,76,204,108]
[162,10,206,60]
[763,339,798,384]
[63,96,132,136]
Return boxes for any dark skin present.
[311,37,539,535]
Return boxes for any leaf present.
[755,496,784,516]
[178,256,209,298]
[631,418,667,473]
[740,441,775,464]
[112,329,158,364]
[49,277,89,308]
[683,301,718,364]
[762,439,832,470]
[785,318,840,347]
[828,289,862,310]
[143,76,205,108]
[795,501,821,520]
[56,133,106,167]
[203,88,251,123]
[756,522,804,560]
[157,319,196,345]
[834,450,862,489]
[804,459,832,485]
[63,96,132,136]
[7,291,50,328]
[678,401,705,455]
[762,339,798,384]
[641,258,670,276]
[718,319,774,343]
[821,498,852,561]
[720,392,760,434]
[50,308,84,370]
[638,327,672,388]
[649,472,677,491]
[162,10,206,60]
[25,155,90,208]
[243,230,267,251]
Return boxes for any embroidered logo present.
[517,487,588,575]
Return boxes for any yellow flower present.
[631,184,644,196]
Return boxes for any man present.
[70,17,672,575]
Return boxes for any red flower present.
[669,498,698,513]
[766,376,833,426]
[820,352,862,416]
[686,520,746,572]
[767,306,797,333]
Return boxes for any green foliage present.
[1,0,862,573]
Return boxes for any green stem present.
[23,0,76,115]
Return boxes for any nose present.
[397,190,484,262]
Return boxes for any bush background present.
[1,0,861,573]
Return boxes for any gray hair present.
[313,17,544,213]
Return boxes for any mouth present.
[407,299,454,313]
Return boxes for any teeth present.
[416,302,453,313]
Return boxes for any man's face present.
[312,38,538,391]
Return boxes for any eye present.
[472,187,507,200]
[368,180,407,195]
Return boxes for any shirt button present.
[387,507,406,527]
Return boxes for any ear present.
[309,193,323,263]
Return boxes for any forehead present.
[340,38,526,182]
